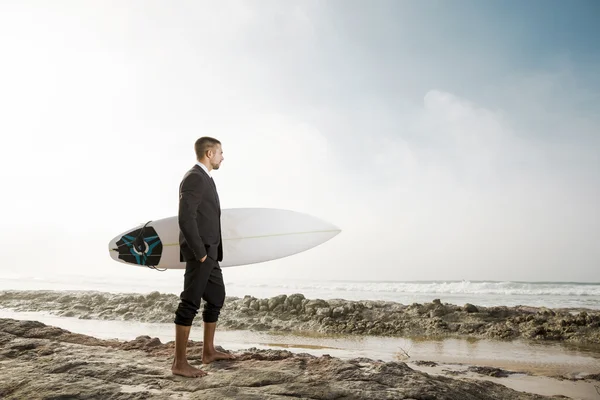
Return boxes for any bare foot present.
[171,360,207,377]
[202,349,236,364]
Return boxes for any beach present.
[3,0,599,398]
[1,287,599,399]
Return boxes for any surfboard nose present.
[312,215,341,235]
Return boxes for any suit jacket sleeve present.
[178,172,207,260]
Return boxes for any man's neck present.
[196,160,212,176]
[197,160,212,171]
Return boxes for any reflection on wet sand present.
[251,331,600,376]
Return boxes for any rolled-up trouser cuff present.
[202,306,221,323]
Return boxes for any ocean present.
[1,272,599,310]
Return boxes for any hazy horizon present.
[1,1,598,285]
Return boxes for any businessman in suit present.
[172,136,235,378]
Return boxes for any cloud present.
[287,87,600,282]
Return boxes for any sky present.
[0,0,598,284]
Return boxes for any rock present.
[575,312,588,326]
[242,295,253,307]
[61,311,76,318]
[316,307,331,318]
[146,291,161,300]
[332,306,345,318]
[464,303,479,313]
[272,304,283,314]
[488,306,511,319]
[362,300,378,309]
[305,299,330,309]
[0,318,559,400]
[468,366,519,378]
[1,290,599,346]
[288,293,305,305]
[413,361,438,367]
[268,295,287,311]
[583,373,600,381]
[406,303,424,316]
[343,303,356,313]
[429,306,448,318]
[537,307,556,317]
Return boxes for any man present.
[172,136,235,378]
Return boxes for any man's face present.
[209,144,224,170]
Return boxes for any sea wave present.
[229,280,600,297]
[1,274,599,309]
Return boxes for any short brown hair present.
[194,137,221,160]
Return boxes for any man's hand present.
[200,255,207,263]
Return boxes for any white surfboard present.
[108,208,341,269]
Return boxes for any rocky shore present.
[0,318,570,399]
[1,290,599,345]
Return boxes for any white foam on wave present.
[230,280,600,297]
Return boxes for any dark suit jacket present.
[178,164,223,262]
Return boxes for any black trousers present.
[174,257,225,326]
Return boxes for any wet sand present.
[414,363,600,400]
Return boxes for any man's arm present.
[178,173,207,261]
